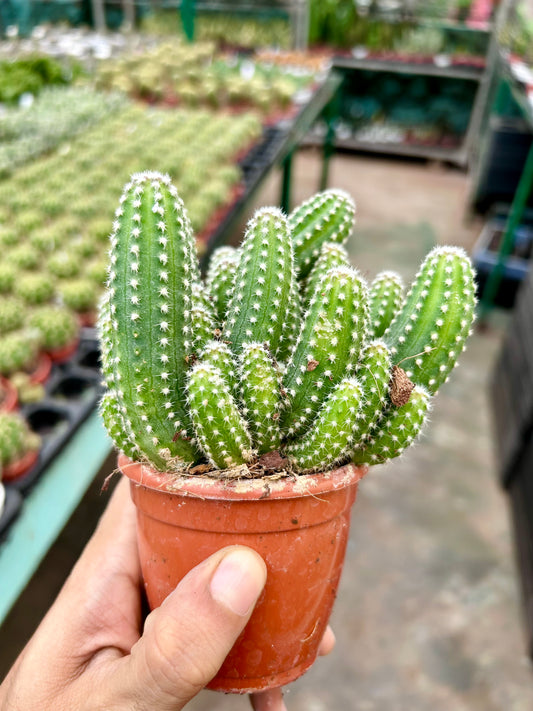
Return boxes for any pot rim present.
[118,453,368,502]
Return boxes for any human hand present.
[0,477,333,711]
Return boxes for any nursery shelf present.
[331,136,467,164]
[0,412,111,626]
[202,70,343,257]
[332,56,485,81]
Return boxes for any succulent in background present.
[59,279,99,314]
[14,273,54,305]
[99,174,477,475]
[0,297,25,335]
[29,306,79,351]
[0,264,16,294]
[0,411,41,471]
[0,331,41,377]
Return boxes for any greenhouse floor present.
[2,150,533,710]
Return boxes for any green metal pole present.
[181,0,195,42]
[319,77,341,191]
[480,141,533,318]
[281,151,293,214]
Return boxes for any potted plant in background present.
[98,171,476,693]
[0,411,41,483]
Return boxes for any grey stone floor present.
[2,150,532,709]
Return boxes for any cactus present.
[0,297,25,335]
[352,386,431,465]
[59,279,99,313]
[29,306,79,350]
[0,331,41,377]
[99,171,200,469]
[14,273,54,305]
[238,342,282,455]
[303,242,350,305]
[286,378,363,473]
[289,189,356,278]
[384,246,477,395]
[282,266,368,436]
[186,362,253,469]
[205,245,239,322]
[0,411,41,469]
[368,271,404,338]
[0,264,16,294]
[223,208,296,358]
[47,251,82,279]
[99,176,476,476]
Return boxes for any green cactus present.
[352,386,431,465]
[0,297,25,334]
[59,279,99,313]
[282,266,369,436]
[15,273,54,305]
[0,330,41,377]
[6,245,40,271]
[0,411,41,468]
[205,245,239,322]
[303,242,350,305]
[0,264,16,293]
[368,271,404,338]
[99,171,200,469]
[186,362,253,469]
[289,189,356,278]
[29,306,79,350]
[224,207,296,358]
[238,342,282,455]
[47,252,82,279]
[99,177,476,476]
[286,377,363,473]
[384,246,477,395]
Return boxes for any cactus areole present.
[100,172,477,693]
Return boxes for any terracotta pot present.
[77,311,97,328]
[119,453,367,693]
[0,377,18,413]
[28,352,52,385]
[2,449,39,482]
[46,338,80,364]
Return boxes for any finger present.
[103,545,267,711]
[318,625,336,656]
[250,687,288,711]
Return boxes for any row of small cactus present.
[100,172,476,475]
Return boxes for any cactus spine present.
[289,189,356,278]
[354,340,392,442]
[99,171,200,469]
[384,246,476,395]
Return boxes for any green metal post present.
[281,151,293,213]
[181,0,195,42]
[481,141,533,318]
[319,86,340,191]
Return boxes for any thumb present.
[105,546,266,711]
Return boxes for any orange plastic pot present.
[119,454,367,693]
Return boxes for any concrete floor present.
[2,150,532,709]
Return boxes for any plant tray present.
[0,486,23,542]
[6,332,104,495]
[472,205,533,308]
